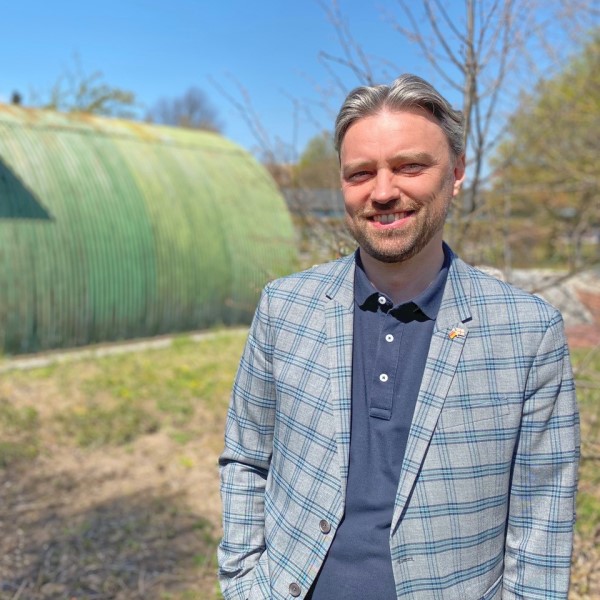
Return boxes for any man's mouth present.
[370,211,414,224]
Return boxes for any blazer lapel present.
[323,256,355,501]
[391,253,473,532]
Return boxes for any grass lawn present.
[0,331,597,598]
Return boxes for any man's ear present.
[452,154,466,196]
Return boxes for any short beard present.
[345,207,448,265]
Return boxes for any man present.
[218,74,580,599]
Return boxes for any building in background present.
[0,105,296,354]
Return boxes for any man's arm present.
[504,311,580,599]
[218,288,276,599]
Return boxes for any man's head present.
[336,74,466,267]
[334,74,464,159]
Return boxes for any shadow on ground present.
[0,466,217,599]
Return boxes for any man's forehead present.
[340,109,448,158]
[348,106,441,130]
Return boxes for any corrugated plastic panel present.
[0,105,297,354]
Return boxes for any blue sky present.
[0,1,586,158]
[0,1,436,156]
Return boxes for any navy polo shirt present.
[308,248,449,600]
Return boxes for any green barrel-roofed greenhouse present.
[0,104,297,354]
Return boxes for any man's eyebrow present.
[341,160,371,174]
[342,152,436,173]
[389,151,436,163]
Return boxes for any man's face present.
[340,108,465,264]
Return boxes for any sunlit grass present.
[0,398,40,466]
[57,399,160,447]
[572,348,600,541]
[0,329,246,457]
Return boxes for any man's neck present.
[359,242,445,305]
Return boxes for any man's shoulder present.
[451,255,562,321]
[264,253,355,298]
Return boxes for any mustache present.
[357,201,420,218]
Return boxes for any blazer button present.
[289,582,301,597]
[319,519,331,534]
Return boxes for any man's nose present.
[371,169,397,203]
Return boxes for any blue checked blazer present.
[219,249,580,600]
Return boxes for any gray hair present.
[334,74,464,158]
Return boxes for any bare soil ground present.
[1,432,222,599]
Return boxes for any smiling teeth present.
[373,212,408,224]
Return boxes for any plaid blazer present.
[219,249,580,600]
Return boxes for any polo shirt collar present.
[354,246,450,320]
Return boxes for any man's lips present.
[368,211,414,224]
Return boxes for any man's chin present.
[357,240,421,264]
[363,249,417,264]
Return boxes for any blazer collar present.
[391,246,474,532]
[436,244,473,328]
[324,252,356,309]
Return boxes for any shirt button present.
[289,582,301,597]
[385,334,394,342]
[319,519,331,534]
[379,373,389,382]
[378,295,387,305]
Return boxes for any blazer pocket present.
[438,399,511,432]
[480,572,503,599]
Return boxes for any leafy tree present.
[146,87,223,132]
[30,55,137,118]
[293,131,339,189]
[493,32,600,269]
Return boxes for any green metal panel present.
[0,105,297,354]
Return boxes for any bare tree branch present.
[318,0,377,85]
[391,1,464,91]
[209,74,277,162]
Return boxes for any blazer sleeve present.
[503,310,580,599]
[218,287,276,599]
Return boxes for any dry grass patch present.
[0,329,246,599]
[570,346,600,599]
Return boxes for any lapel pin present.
[449,327,466,340]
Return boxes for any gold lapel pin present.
[449,327,466,339]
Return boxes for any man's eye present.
[347,171,370,181]
[398,163,425,174]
